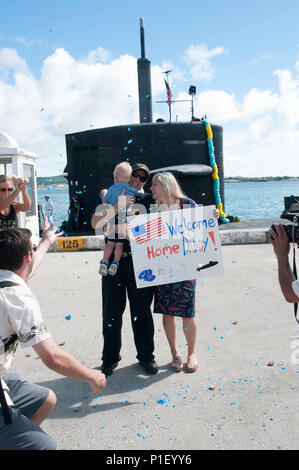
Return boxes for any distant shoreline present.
[224,176,299,183]
[37,176,299,188]
[37,184,68,189]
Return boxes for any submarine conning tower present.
[64,19,225,234]
[137,18,153,123]
[65,121,224,233]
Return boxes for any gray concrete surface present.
[49,217,285,253]
[219,217,283,230]
[10,238,299,451]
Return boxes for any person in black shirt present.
[0,175,31,231]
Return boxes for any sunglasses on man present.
[132,172,148,183]
[0,187,13,193]
[29,245,37,254]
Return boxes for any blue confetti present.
[138,269,156,282]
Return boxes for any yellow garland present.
[203,119,229,223]
[211,165,218,180]
[217,202,226,219]
[206,125,213,140]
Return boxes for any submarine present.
[64,19,227,234]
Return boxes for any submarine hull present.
[65,121,224,233]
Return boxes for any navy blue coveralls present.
[101,194,155,365]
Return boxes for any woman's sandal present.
[186,360,199,373]
[171,355,183,373]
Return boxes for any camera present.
[271,195,299,245]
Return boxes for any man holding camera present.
[269,223,299,303]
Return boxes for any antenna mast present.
[137,18,153,123]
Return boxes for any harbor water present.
[38,180,299,229]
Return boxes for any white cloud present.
[0,45,298,177]
[0,46,166,175]
[248,115,275,140]
[196,90,240,123]
[223,102,299,177]
[187,88,278,125]
[274,65,299,127]
[241,88,279,120]
[14,36,43,48]
[80,45,112,65]
[251,54,272,64]
[0,47,30,75]
[182,71,298,177]
[183,43,229,81]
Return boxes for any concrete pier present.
[10,221,299,451]
[49,217,283,252]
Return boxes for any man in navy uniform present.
[92,163,158,377]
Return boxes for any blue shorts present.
[0,372,57,450]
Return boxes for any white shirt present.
[45,199,53,214]
[293,279,299,298]
[0,270,51,377]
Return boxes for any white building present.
[0,131,39,242]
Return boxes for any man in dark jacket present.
[91,163,158,377]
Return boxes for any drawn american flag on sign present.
[131,216,168,244]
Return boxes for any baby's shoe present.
[108,261,119,276]
[99,260,108,276]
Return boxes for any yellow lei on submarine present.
[203,119,229,224]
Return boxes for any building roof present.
[0,131,37,159]
[0,131,19,149]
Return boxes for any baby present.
[99,162,143,276]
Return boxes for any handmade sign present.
[128,205,224,288]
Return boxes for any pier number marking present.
[58,237,86,251]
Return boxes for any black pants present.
[101,254,155,364]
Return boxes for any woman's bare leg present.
[182,317,198,370]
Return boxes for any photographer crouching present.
[0,220,106,450]
[269,196,299,305]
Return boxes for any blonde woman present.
[150,172,219,373]
[0,175,31,231]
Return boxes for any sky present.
[0,0,299,177]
